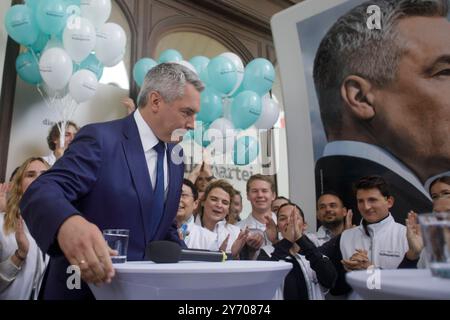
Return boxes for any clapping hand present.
[0,182,11,212]
[405,211,424,260]
[264,214,278,244]
[230,228,249,258]
[341,249,372,271]
[15,217,30,260]
[285,207,302,243]
[344,209,356,230]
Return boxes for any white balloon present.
[175,60,198,74]
[207,117,236,155]
[69,70,98,103]
[39,48,73,90]
[220,52,244,96]
[80,0,112,28]
[95,23,127,67]
[63,16,96,62]
[254,94,280,130]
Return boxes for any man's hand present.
[264,215,278,244]
[122,97,136,115]
[405,211,424,260]
[344,209,356,230]
[54,144,66,160]
[341,249,372,271]
[246,231,264,250]
[57,215,116,285]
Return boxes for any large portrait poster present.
[272,0,450,225]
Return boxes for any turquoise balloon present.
[29,32,49,53]
[133,58,157,86]
[25,0,41,11]
[64,0,81,6]
[242,58,275,95]
[193,121,211,148]
[233,136,259,166]
[189,56,209,75]
[199,68,210,86]
[79,53,104,80]
[16,51,42,85]
[5,5,39,45]
[230,91,262,129]
[36,0,68,35]
[197,87,223,123]
[207,56,237,95]
[158,49,183,63]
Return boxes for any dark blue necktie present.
[150,140,165,239]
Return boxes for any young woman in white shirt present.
[197,180,248,258]
[0,157,49,299]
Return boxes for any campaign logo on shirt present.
[378,250,401,258]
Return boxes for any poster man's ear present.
[341,75,376,121]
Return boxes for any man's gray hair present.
[313,0,448,138]
[137,62,204,108]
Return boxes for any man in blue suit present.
[20,63,204,299]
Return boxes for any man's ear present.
[149,91,161,112]
[340,75,376,120]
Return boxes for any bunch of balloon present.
[5,0,126,147]
[131,49,280,166]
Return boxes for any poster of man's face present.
[273,0,450,224]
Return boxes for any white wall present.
[0,1,12,97]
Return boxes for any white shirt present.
[237,212,277,246]
[195,217,241,253]
[41,152,56,166]
[183,216,218,251]
[134,110,169,197]
[0,213,46,300]
[323,141,430,199]
[316,226,334,246]
[340,214,408,269]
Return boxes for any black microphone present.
[145,240,228,263]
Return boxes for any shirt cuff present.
[0,255,21,282]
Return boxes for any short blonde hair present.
[246,174,275,193]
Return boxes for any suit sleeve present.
[164,220,187,248]
[19,125,104,256]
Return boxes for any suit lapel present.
[121,115,154,244]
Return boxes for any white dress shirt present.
[183,216,218,251]
[134,110,169,198]
[41,152,56,166]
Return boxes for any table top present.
[113,260,292,274]
[346,269,450,300]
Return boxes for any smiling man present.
[316,192,348,245]
[313,0,450,223]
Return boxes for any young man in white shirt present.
[320,175,418,296]
[237,174,278,259]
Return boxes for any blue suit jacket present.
[20,114,185,299]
